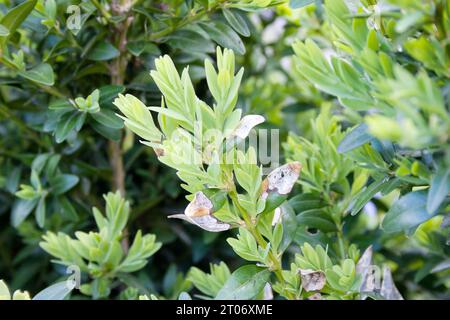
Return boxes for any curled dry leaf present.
[168,192,231,232]
[185,191,213,217]
[356,245,380,295]
[299,269,326,292]
[262,162,302,199]
[380,266,403,300]
[231,115,265,139]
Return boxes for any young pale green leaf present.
[18,63,55,86]
[188,262,231,298]
[227,228,260,262]
[215,265,270,300]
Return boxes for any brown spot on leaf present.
[185,192,213,217]
[168,192,230,232]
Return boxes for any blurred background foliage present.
[0,0,448,299]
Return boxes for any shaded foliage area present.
[0,0,448,300]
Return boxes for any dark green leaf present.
[89,119,121,141]
[58,196,78,221]
[90,109,124,129]
[11,198,39,227]
[87,41,120,61]
[296,209,337,232]
[50,174,79,195]
[382,191,437,233]
[350,178,389,216]
[427,168,450,213]
[167,30,215,53]
[19,63,55,86]
[289,193,327,212]
[0,0,37,46]
[98,85,125,106]
[35,196,46,228]
[54,112,85,143]
[199,21,245,55]
[222,9,250,37]
[338,124,374,153]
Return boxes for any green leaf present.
[167,30,215,53]
[18,63,55,86]
[0,0,37,46]
[87,41,120,61]
[289,193,327,213]
[90,109,124,129]
[200,21,245,55]
[427,168,450,213]
[33,281,74,300]
[89,119,121,141]
[54,112,85,143]
[0,24,9,36]
[382,191,437,234]
[222,9,250,37]
[35,195,46,228]
[290,0,315,9]
[296,209,337,233]
[350,178,389,216]
[338,124,373,153]
[98,85,125,106]
[126,41,160,56]
[11,198,39,227]
[215,265,270,300]
[50,174,79,195]
[59,196,78,221]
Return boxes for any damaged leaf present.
[380,266,403,300]
[169,192,231,232]
[299,269,326,292]
[230,115,265,139]
[262,162,301,199]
